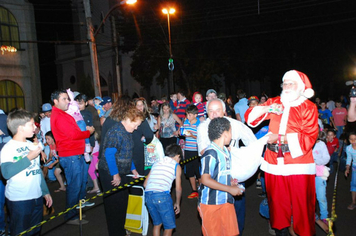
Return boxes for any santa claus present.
[245,70,319,236]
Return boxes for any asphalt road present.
[34,164,355,236]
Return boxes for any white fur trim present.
[260,159,316,176]
[286,133,304,158]
[278,105,290,135]
[281,95,307,107]
[246,106,268,127]
[303,88,314,99]
[282,70,305,91]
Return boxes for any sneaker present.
[83,201,95,207]
[258,192,267,198]
[66,219,89,225]
[256,179,262,189]
[0,230,5,236]
[187,192,199,199]
[76,201,95,209]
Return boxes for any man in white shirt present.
[40,103,52,143]
[197,99,256,235]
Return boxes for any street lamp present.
[83,0,137,97]
[162,7,175,96]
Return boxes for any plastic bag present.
[230,135,268,182]
[144,136,164,169]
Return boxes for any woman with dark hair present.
[132,97,154,175]
[98,106,144,236]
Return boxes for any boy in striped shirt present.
[198,117,244,236]
[183,105,201,199]
[144,144,182,236]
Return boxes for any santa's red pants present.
[265,173,315,236]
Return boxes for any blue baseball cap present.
[42,103,52,112]
[100,96,112,106]
[94,96,103,102]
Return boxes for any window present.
[0,6,20,49]
[0,80,25,113]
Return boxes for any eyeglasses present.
[280,82,296,88]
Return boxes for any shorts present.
[145,191,176,229]
[198,203,239,236]
[184,150,200,178]
[351,165,356,192]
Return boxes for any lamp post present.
[162,7,175,97]
[83,0,137,97]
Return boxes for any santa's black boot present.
[275,227,289,236]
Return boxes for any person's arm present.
[143,171,151,188]
[40,171,53,207]
[1,148,41,179]
[235,113,242,122]
[131,161,139,178]
[329,115,337,129]
[348,97,356,122]
[141,120,154,144]
[201,174,243,196]
[287,104,319,159]
[314,142,330,166]
[197,121,209,155]
[105,147,119,176]
[173,113,183,127]
[174,165,182,215]
[55,116,92,140]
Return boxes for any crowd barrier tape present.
[17,155,199,236]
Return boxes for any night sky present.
[29,0,356,102]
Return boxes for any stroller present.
[125,185,149,236]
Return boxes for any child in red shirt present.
[327,129,339,173]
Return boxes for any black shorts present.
[184,150,201,178]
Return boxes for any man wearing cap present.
[245,70,318,236]
[204,89,217,118]
[234,89,249,123]
[40,103,52,143]
[100,96,113,125]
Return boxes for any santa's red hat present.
[282,70,314,99]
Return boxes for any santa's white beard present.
[280,89,301,104]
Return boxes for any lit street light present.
[162,7,175,97]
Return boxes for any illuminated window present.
[0,6,20,48]
[0,80,25,113]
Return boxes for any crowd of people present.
[0,69,355,236]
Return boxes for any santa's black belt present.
[267,143,290,153]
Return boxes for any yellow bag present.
[125,186,149,235]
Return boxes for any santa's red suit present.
[245,70,319,236]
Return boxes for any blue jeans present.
[315,177,328,219]
[336,126,344,139]
[80,157,90,200]
[0,179,5,231]
[261,176,266,193]
[145,191,176,229]
[59,155,85,220]
[6,196,43,236]
[234,182,245,235]
[329,152,339,174]
[351,165,356,192]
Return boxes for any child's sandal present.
[347,204,356,210]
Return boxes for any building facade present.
[0,0,42,114]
